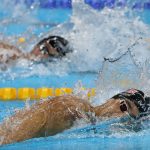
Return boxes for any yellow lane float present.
[36,88,54,99]
[55,88,73,96]
[0,88,96,101]
[18,37,26,43]
[18,88,35,100]
[0,88,17,100]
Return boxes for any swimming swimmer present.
[0,88,149,145]
[0,36,71,64]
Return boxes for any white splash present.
[0,0,150,101]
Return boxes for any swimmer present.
[0,88,149,145]
[0,36,72,64]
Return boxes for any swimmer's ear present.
[120,100,139,118]
[120,100,128,112]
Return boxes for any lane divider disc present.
[18,88,35,100]
[0,88,17,100]
[36,88,54,99]
[55,88,73,96]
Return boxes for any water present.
[0,100,149,150]
[0,0,150,149]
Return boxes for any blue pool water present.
[0,0,150,149]
[0,8,71,35]
[0,73,97,88]
[1,132,149,150]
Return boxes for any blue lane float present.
[144,2,150,9]
[59,0,72,8]
[132,2,150,10]
[26,0,72,8]
[116,0,126,7]
[85,0,150,10]
[39,0,57,8]
[84,0,126,9]
[132,2,143,10]
[16,0,150,10]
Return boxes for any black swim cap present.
[37,36,72,57]
[112,88,149,116]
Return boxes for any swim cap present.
[112,88,149,116]
[37,36,72,57]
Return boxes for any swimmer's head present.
[112,88,150,117]
[30,36,72,59]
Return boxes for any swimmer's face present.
[30,40,59,59]
[95,98,139,119]
[30,36,70,60]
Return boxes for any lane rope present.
[0,87,96,101]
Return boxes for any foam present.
[0,0,150,103]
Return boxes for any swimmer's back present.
[0,95,93,145]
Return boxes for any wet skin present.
[0,36,70,63]
[30,41,61,59]
[0,42,60,62]
[0,95,139,145]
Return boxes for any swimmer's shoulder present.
[0,41,22,53]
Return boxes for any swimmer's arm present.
[0,42,22,53]
[0,109,47,145]
[0,42,24,63]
